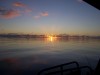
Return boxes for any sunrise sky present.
[0,0,100,35]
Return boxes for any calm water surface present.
[0,38,100,75]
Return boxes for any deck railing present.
[38,61,93,75]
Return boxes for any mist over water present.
[0,38,100,75]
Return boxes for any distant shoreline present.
[0,34,100,39]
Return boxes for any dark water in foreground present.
[0,38,100,75]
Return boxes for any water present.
[0,38,100,75]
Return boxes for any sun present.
[46,35,57,42]
[48,36,53,42]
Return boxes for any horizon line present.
[0,33,100,37]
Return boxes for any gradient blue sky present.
[0,0,100,35]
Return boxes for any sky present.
[0,0,100,35]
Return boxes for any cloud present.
[40,12,48,16]
[0,6,32,19]
[13,2,26,7]
[13,2,32,14]
[0,8,20,19]
[34,11,49,19]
